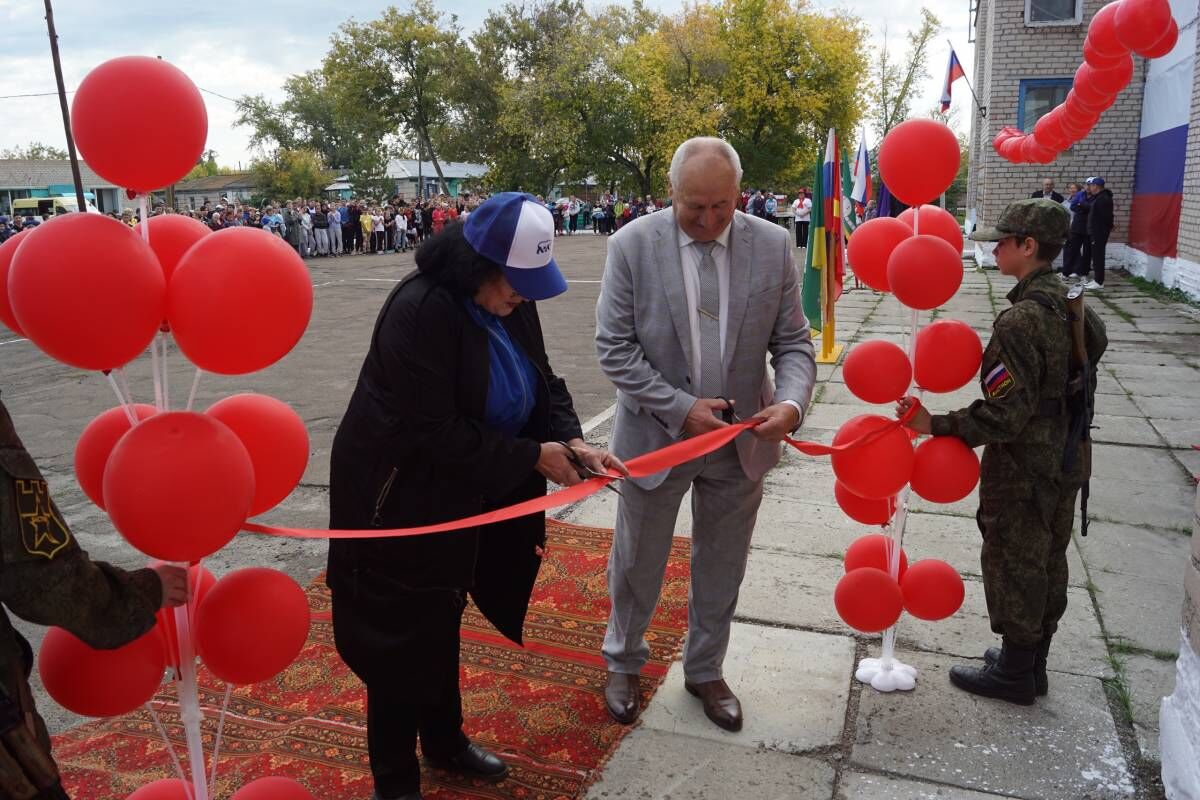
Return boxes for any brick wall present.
[967,0,1146,242]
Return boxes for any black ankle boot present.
[952,642,1037,704]
[984,636,1051,695]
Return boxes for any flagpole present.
[947,40,987,117]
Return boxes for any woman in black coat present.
[327,192,625,800]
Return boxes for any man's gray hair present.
[668,137,743,187]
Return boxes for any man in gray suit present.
[595,137,816,731]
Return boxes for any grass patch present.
[1127,275,1200,310]
[1105,652,1135,724]
[1095,293,1135,323]
[1109,639,1179,662]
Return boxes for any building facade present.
[967,0,1200,298]
[0,159,130,216]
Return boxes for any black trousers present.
[332,581,470,797]
[1091,233,1109,285]
[1063,232,1091,276]
[796,221,810,247]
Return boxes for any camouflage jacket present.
[930,267,1107,483]
[0,396,161,705]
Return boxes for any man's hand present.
[564,438,631,479]
[154,565,189,609]
[536,442,582,486]
[750,403,801,442]
[895,395,932,434]
[683,398,732,437]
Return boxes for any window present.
[1018,79,1073,131]
[1026,0,1082,25]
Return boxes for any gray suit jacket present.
[595,208,817,489]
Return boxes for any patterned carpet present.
[53,520,691,799]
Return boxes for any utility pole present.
[44,0,87,211]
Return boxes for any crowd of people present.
[1030,177,1113,290]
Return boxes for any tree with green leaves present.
[1,142,68,159]
[868,8,942,139]
[250,149,331,201]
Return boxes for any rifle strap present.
[1080,480,1090,537]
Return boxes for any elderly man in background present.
[595,136,816,732]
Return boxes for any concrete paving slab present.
[1172,447,1200,479]
[1105,363,1200,382]
[1074,522,1194,584]
[751,495,880,556]
[1121,653,1178,762]
[1134,395,1200,419]
[585,728,836,799]
[640,622,855,754]
[805,402,879,431]
[1116,377,1200,399]
[1089,415,1163,446]
[738,548,846,633]
[1085,477,1195,532]
[1148,418,1200,450]
[1092,392,1147,418]
[839,772,1019,799]
[1090,569,1187,655]
[852,649,1136,799]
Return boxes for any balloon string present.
[116,367,136,409]
[160,332,170,411]
[244,403,923,541]
[172,567,210,800]
[186,369,203,412]
[208,684,232,795]
[145,699,190,790]
[103,371,138,426]
[150,338,164,412]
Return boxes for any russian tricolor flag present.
[941,49,966,112]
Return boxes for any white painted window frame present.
[1025,0,1083,26]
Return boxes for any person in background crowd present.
[749,189,766,219]
[329,203,344,256]
[373,207,386,254]
[396,205,409,252]
[1030,179,1064,204]
[1062,183,1090,280]
[792,190,812,248]
[1084,177,1112,290]
[764,190,778,224]
[314,204,331,256]
[567,195,581,235]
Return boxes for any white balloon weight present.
[856,656,918,692]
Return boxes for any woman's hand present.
[536,442,582,486]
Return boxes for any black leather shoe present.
[371,792,423,800]
[605,672,641,724]
[952,642,1037,705]
[425,743,508,780]
[985,637,1050,695]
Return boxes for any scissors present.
[715,396,741,424]
[556,441,623,496]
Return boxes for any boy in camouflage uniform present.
[897,199,1107,705]
[0,394,187,798]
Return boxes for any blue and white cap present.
[463,192,567,301]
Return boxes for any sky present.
[0,0,975,169]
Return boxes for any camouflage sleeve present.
[0,447,162,651]
[929,312,1045,448]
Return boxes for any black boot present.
[951,642,1037,705]
[984,636,1050,695]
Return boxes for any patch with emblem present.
[14,478,72,559]
[984,362,1015,399]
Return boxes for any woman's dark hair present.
[414,221,502,297]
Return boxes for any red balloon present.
[196,568,310,685]
[168,228,313,375]
[998,136,1026,162]
[1084,36,1128,70]
[154,564,218,670]
[844,533,908,579]
[38,626,164,717]
[207,394,310,516]
[128,779,194,800]
[0,229,30,335]
[834,481,897,525]
[1091,53,1134,95]
[103,412,254,562]
[75,404,158,508]
[897,205,964,255]
[1073,63,1116,109]
[878,119,960,206]
[1066,85,1115,116]
[1087,1,1129,57]
[231,777,316,800]
[71,57,207,192]
[914,320,983,393]
[886,235,964,311]
[843,340,912,403]
[1060,104,1101,141]
[831,414,914,500]
[911,436,980,504]
[1116,0,1174,52]
[991,126,1022,152]
[846,217,911,292]
[1020,136,1058,165]
[901,560,966,621]
[146,214,211,283]
[834,567,904,633]
[1139,18,1179,57]
[1033,109,1070,151]
[8,214,164,371]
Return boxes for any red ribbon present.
[242,400,921,540]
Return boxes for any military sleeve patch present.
[13,478,73,559]
[984,362,1016,399]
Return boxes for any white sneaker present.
[1083,279,1101,290]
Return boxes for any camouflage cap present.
[969,198,1069,244]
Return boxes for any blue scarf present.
[464,301,539,436]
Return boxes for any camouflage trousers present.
[976,476,1082,648]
